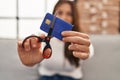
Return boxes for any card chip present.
[45,19,51,25]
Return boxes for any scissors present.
[22,13,57,59]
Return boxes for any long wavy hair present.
[53,0,80,67]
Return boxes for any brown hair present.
[53,1,80,67]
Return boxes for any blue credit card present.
[40,13,73,40]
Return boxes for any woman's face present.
[55,3,73,24]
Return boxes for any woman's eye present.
[57,11,63,15]
[67,12,72,16]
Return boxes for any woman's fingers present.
[62,31,89,39]
[31,38,38,48]
[22,34,46,50]
[63,36,90,46]
[62,31,90,46]
[24,39,31,51]
[62,31,91,60]
[39,34,46,39]
[73,51,89,60]
[17,40,24,52]
[68,44,89,53]
[17,35,45,66]
[18,40,22,48]
[23,36,42,51]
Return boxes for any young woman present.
[17,1,94,80]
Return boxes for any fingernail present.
[61,32,65,35]
[73,51,76,55]
[68,45,71,50]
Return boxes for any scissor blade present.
[47,14,57,36]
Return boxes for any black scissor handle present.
[42,37,52,59]
[22,35,43,48]
[22,35,52,59]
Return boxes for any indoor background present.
[0,0,120,80]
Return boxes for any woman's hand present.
[17,35,51,66]
[62,31,90,60]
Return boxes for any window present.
[0,0,58,39]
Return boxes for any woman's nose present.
[60,15,67,21]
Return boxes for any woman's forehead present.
[56,3,72,11]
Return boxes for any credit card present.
[40,13,73,40]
